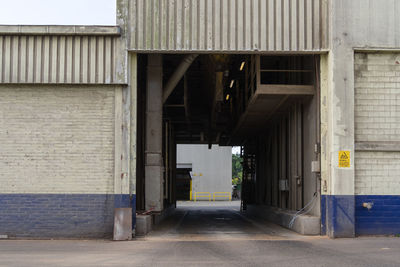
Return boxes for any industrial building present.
[176,144,232,201]
[1,0,400,239]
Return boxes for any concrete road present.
[1,201,400,267]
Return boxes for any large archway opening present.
[135,53,321,237]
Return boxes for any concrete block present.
[135,215,152,236]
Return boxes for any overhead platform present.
[229,55,317,144]
[157,54,318,146]
[232,94,289,140]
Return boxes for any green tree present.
[232,153,243,185]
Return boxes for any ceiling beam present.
[162,54,198,104]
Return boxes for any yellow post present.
[189,180,193,201]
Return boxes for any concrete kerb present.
[246,205,321,235]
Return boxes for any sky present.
[0,0,116,25]
[232,146,240,155]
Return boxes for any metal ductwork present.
[162,54,198,104]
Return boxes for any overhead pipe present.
[162,54,199,104]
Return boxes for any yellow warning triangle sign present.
[338,151,350,168]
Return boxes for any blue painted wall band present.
[131,196,136,229]
[0,193,136,238]
[355,195,400,236]
[321,195,355,238]
[328,195,355,237]
[114,194,131,208]
[321,195,400,237]
[320,195,327,235]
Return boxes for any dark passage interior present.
[147,201,300,240]
[135,53,322,234]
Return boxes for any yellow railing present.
[192,192,232,201]
[193,192,212,201]
[213,192,231,201]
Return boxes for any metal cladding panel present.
[0,35,119,84]
[129,0,329,52]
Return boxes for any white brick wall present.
[355,152,400,195]
[355,53,400,142]
[355,52,400,195]
[0,85,115,194]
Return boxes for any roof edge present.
[0,25,121,36]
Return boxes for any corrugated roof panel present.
[129,0,329,52]
[0,35,121,84]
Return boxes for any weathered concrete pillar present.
[129,53,138,226]
[114,0,133,240]
[320,50,355,238]
[145,55,164,212]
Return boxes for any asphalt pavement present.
[1,201,399,267]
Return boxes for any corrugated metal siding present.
[129,0,329,52]
[0,35,119,84]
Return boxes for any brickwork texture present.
[0,194,115,238]
[355,53,400,195]
[0,85,118,237]
[354,52,400,235]
[0,85,115,194]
